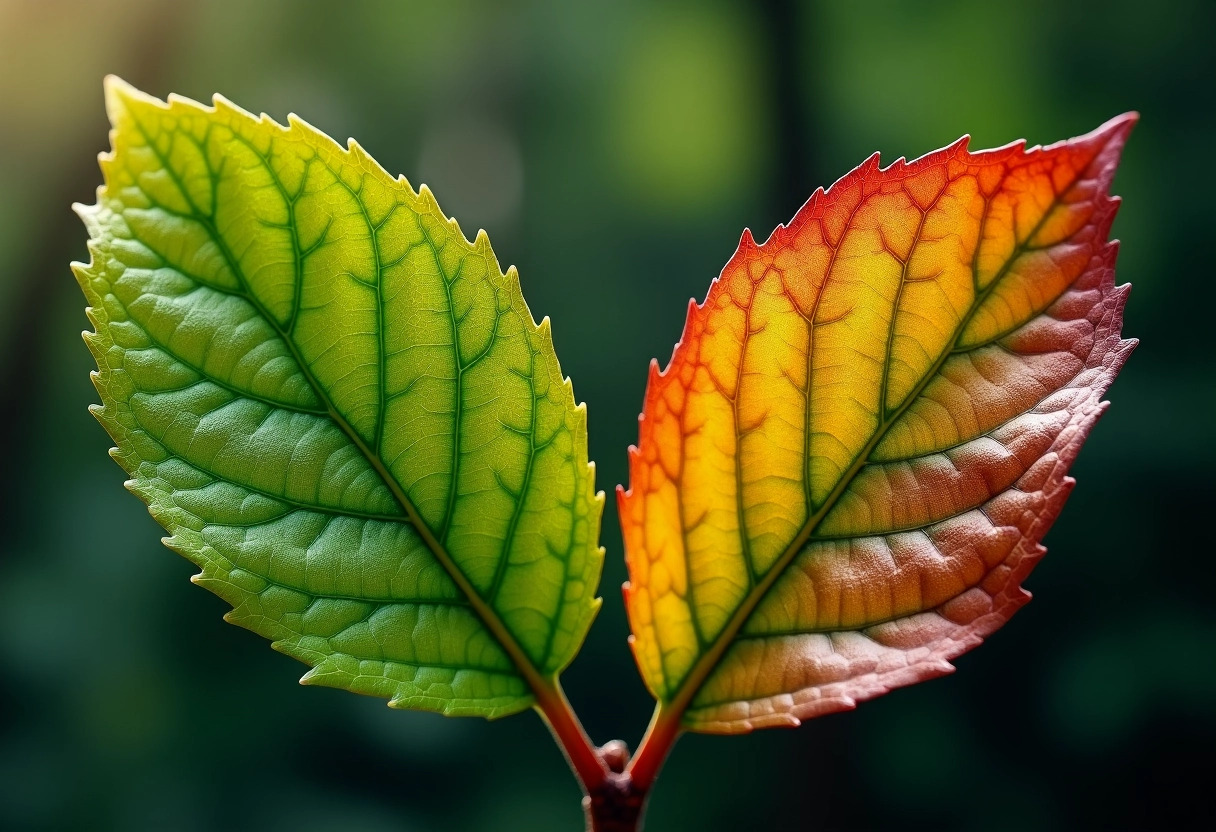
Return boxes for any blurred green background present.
[1,0,1213,829]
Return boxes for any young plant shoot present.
[74,78,1135,830]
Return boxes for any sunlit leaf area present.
[1,1,1212,829]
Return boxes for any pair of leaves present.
[75,79,1134,743]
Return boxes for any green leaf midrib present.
[661,147,1102,719]
[122,104,559,697]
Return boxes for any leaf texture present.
[74,78,603,719]
[619,116,1136,733]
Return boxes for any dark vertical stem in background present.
[758,0,819,219]
[746,4,860,828]
[616,3,834,828]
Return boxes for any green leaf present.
[73,77,604,719]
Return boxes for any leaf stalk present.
[627,704,682,791]
[533,679,608,793]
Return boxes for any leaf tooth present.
[534,314,553,346]
[71,200,99,225]
[477,228,509,279]
[82,335,107,368]
[72,201,105,239]
[70,264,94,291]
[647,355,663,391]
[346,136,395,186]
[209,89,261,125]
[167,90,203,111]
[102,74,139,120]
[884,133,972,178]
[885,156,910,177]
[570,397,591,440]
[857,150,882,177]
[298,665,327,686]
[473,227,495,263]
[624,442,642,471]
[93,150,118,187]
[281,113,338,172]
[415,182,447,225]
[502,263,522,293]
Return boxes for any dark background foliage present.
[1,1,1212,829]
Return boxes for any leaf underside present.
[619,116,1136,733]
[74,78,603,719]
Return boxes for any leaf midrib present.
[123,106,559,698]
[659,150,1100,722]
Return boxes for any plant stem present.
[534,687,685,829]
[578,706,683,831]
[626,704,682,791]
[533,679,608,793]
[536,684,653,829]
[584,773,647,831]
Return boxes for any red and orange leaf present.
[619,116,1136,735]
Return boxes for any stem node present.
[584,772,647,832]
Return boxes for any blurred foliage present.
[0,0,1212,829]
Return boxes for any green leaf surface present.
[74,77,603,719]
